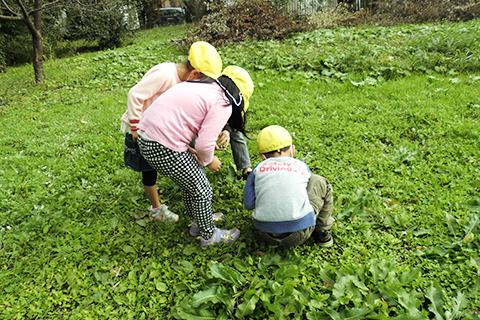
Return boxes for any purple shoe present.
[189,212,224,237]
[200,228,240,247]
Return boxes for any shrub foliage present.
[308,0,480,29]
[181,0,312,47]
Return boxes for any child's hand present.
[215,130,230,150]
[131,131,138,142]
[188,145,197,155]
[207,156,222,172]
[188,146,199,162]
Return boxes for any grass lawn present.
[1,22,480,319]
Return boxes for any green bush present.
[0,22,32,66]
[62,0,130,50]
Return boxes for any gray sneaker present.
[315,230,334,248]
[149,205,179,223]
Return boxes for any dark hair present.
[184,59,195,72]
[185,59,213,83]
[216,75,247,136]
[263,145,291,157]
[186,73,215,83]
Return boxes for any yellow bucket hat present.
[188,41,222,79]
[222,66,254,111]
[257,125,292,154]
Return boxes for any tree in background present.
[0,0,62,82]
[62,0,130,49]
[0,0,133,82]
[182,0,224,23]
[134,0,168,29]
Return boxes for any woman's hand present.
[215,130,230,150]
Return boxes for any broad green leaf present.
[394,311,429,320]
[233,258,248,272]
[337,207,355,220]
[446,213,460,235]
[463,214,479,234]
[470,257,480,274]
[364,77,377,85]
[113,295,129,305]
[397,291,422,315]
[122,245,135,253]
[399,268,421,284]
[365,313,390,320]
[369,259,397,283]
[274,265,299,280]
[216,309,229,320]
[309,299,325,309]
[175,283,189,294]
[109,217,119,229]
[274,282,295,305]
[235,290,259,317]
[462,200,480,212]
[226,165,237,182]
[445,291,469,320]
[332,275,367,306]
[149,270,161,279]
[155,281,168,292]
[425,283,445,320]
[425,246,447,256]
[319,264,337,285]
[351,80,365,86]
[471,180,480,188]
[190,286,219,308]
[377,284,399,306]
[264,301,284,317]
[261,253,282,266]
[175,307,216,320]
[215,286,235,312]
[183,246,198,256]
[325,307,372,320]
[209,262,246,285]
[283,299,303,315]
[412,249,425,256]
[306,310,330,320]
[136,219,147,227]
[179,260,195,273]
[413,229,432,236]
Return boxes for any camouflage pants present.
[258,174,334,248]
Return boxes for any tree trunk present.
[32,31,45,82]
[32,0,46,82]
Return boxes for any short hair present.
[263,145,291,157]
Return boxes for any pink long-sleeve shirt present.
[121,63,181,132]
[138,81,232,166]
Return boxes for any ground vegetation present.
[1,21,479,318]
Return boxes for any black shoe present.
[242,171,251,181]
[314,230,334,248]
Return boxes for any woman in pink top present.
[122,41,221,223]
[137,66,253,247]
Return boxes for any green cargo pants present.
[258,174,334,248]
